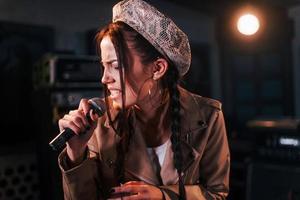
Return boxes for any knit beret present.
[112,0,191,76]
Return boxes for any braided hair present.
[163,62,186,200]
[96,22,186,199]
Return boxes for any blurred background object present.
[0,0,300,199]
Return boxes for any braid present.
[167,67,186,200]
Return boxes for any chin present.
[112,99,137,110]
[112,100,122,110]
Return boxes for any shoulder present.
[178,87,225,135]
[178,86,222,111]
[192,94,222,111]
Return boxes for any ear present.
[152,58,168,81]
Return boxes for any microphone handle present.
[49,128,75,151]
[49,114,92,151]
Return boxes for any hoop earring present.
[148,80,163,108]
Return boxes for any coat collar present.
[102,86,207,185]
[179,86,208,136]
[103,86,208,132]
[124,112,161,185]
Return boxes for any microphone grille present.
[89,98,106,116]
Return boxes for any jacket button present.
[198,121,206,127]
[107,158,114,168]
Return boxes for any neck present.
[135,87,168,121]
[134,90,171,147]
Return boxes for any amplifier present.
[34,54,101,88]
[246,161,300,200]
[51,89,103,108]
[246,118,300,162]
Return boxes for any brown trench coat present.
[58,87,230,200]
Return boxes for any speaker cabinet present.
[246,161,300,200]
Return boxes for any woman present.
[58,0,230,199]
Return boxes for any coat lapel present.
[177,87,208,180]
[100,87,208,185]
[160,138,202,185]
[124,111,160,185]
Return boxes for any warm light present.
[237,14,260,36]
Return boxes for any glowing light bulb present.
[237,14,260,36]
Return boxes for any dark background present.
[0,0,300,199]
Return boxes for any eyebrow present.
[100,59,118,64]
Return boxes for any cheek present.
[112,71,121,86]
[130,72,152,93]
[125,83,138,102]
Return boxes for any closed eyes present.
[100,59,119,70]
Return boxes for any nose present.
[101,67,112,84]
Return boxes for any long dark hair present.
[95,21,186,199]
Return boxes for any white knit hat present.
[112,0,191,76]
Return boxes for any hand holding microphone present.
[49,98,106,156]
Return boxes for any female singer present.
[57,0,230,199]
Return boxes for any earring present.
[148,79,153,98]
[152,73,156,81]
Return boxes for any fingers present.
[58,118,82,135]
[120,194,140,200]
[58,110,90,134]
[69,110,90,126]
[113,185,144,194]
[110,183,163,200]
[111,184,147,200]
[58,98,103,135]
[123,181,145,186]
[81,98,102,123]
[78,99,90,115]
[88,109,99,122]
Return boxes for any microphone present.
[49,98,106,151]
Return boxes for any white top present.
[146,138,179,185]
[146,139,171,173]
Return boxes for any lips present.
[108,89,121,99]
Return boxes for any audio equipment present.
[246,118,300,162]
[34,54,101,89]
[246,161,300,200]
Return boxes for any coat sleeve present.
[160,110,230,200]
[58,149,102,200]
